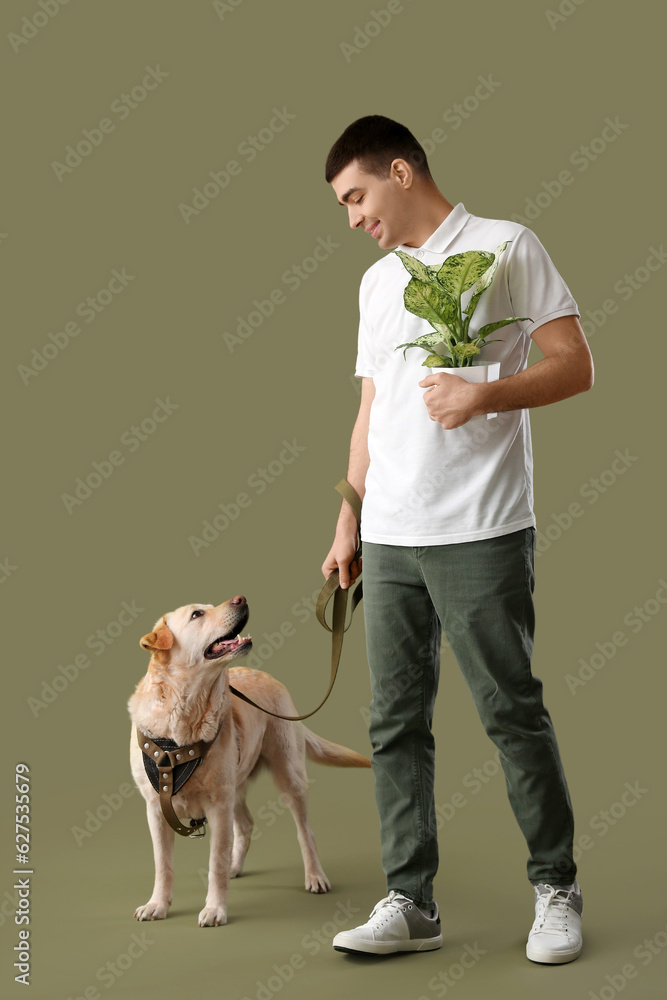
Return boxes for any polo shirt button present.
[416,250,424,258]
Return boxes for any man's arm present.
[321,376,374,589]
[418,314,594,429]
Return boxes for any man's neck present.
[401,193,455,248]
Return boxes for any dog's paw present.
[134,900,169,921]
[305,872,331,893]
[198,904,228,927]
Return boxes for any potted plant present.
[393,240,532,418]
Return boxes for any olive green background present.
[2,1,665,997]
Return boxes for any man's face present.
[330,158,414,250]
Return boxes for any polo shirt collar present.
[397,202,470,256]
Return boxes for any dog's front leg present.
[198,798,234,927]
[134,800,175,921]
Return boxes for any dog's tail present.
[303,728,371,769]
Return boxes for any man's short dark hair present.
[325,115,432,184]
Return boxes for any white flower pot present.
[427,360,501,419]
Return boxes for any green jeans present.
[362,528,577,907]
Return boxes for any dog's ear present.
[140,619,174,652]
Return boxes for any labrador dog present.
[128,594,370,926]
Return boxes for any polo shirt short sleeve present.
[354,280,377,378]
[505,225,583,338]
[353,203,580,546]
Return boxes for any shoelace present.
[533,885,576,933]
[367,890,412,929]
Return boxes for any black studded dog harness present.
[137,724,239,838]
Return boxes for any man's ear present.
[140,619,174,652]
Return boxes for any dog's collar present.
[137,724,225,838]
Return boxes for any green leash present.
[228,479,363,721]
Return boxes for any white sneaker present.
[526,880,583,964]
[332,890,443,955]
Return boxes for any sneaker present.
[526,880,583,964]
[332,890,443,955]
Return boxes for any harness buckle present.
[189,820,207,840]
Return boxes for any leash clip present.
[188,820,207,840]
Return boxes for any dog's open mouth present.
[204,623,253,660]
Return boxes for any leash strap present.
[228,478,363,722]
[137,728,217,837]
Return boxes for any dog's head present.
[140,595,253,669]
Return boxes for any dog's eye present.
[190,609,205,620]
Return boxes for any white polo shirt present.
[354,202,580,545]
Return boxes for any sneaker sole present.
[526,942,582,964]
[333,934,443,955]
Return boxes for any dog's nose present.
[230,595,246,606]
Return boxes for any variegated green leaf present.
[422,354,453,367]
[435,250,494,301]
[428,327,458,352]
[451,342,481,360]
[403,278,458,328]
[465,240,511,321]
[396,331,453,353]
[471,337,502,347]
[392,250,433,284]
[393,251,449,289]
[476,315,532,340]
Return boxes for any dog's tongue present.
[210,635,250,655]
[210,637,239,655]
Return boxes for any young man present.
[321,115,594,963]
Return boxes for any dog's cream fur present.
[128,595,370,927]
